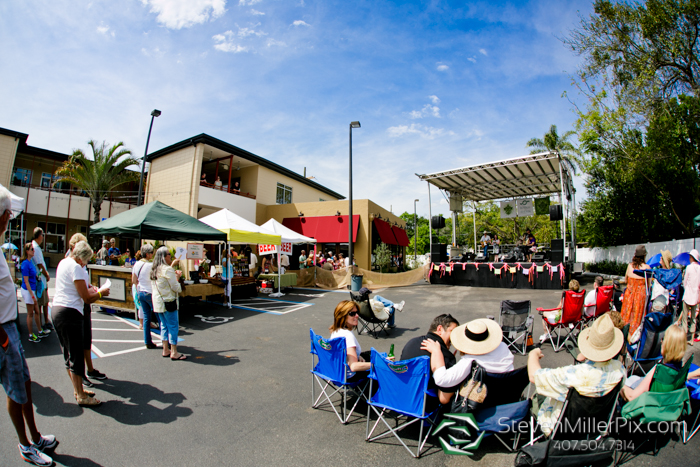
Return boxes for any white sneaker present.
[32,434,58,452]
[395,301,405,312]
[19,444,53,466]
[539,333,550,344]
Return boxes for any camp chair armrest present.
[536,307,560,314]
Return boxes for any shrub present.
[584,260,627,276]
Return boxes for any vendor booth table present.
[258,273,297,289]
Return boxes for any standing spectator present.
[107,238,120,266]
[52,241,109,406]
[299,250,307,269]
[248,246,258,277]
[681,249,700,344]
[96,240,109,265]
[65,234,108,389]
[132,244,159,349]
[0,188,58,467]
[123,249,136,267]
[621,245,650,338]
[151,247,186,360]
[214,176,223,189]
[200,172,207,184]
[280,253,290,273]
[221,249,232,299]
[31,228,51,332]
[20,243,47,343]
[612,279,624,312]
[650,250,673,312]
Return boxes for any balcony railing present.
[200,181,256,200]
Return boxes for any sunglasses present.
[348,311,358,317]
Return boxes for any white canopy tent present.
[199,209,283,303]
[0,183,25,249]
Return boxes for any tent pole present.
[473,201,477,254]
[428,181,432,255]
[227,241,231,309]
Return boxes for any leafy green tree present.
[373,243,392,272]
[526,124,583,174]
[54,140,140,225]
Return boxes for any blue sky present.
[0,0,592,218]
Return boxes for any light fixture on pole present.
[348,121,360,270]
[137,109,161,206]
[414,199,419,263]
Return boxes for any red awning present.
[392,225,410,247]
[282,215,360,243]
[374,218,398,245]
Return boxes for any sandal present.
[76,396,102,407]
[162,352,171,358]
[170,354,187,361]
[75,389,95,398]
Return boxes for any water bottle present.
[388,344,394,360]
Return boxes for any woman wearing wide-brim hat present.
[421,318,514,391]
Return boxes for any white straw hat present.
[450,319,502,356]
[577,314,623,362]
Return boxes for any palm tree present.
[526,124,582,174]
[54,140,141,225]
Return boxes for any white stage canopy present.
[416,151,573,202]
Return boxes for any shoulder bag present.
[154,276,178,312]
[451,360,488,413]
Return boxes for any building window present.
[40,173,69,192]
[37,222,66,253]
[79,225,89,235]
[276,183,292,204]
[12,168,32,187]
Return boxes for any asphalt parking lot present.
[1,276,698,467]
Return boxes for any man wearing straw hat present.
[421,318,514,395]
[528,314,626,436]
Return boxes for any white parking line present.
[89,314,162,359]
[230,297,314,315]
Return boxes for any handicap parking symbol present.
[194,315,234,324]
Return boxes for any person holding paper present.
[52,241,110,406]
[151,247,185,360]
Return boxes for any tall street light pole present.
[137,109,161,206]
[348,121,360,270]
[414,199,419,263]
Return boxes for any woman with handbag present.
[151,246,186,360]
[420,318,514,393]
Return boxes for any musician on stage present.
[479,231,491,259]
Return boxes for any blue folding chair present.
[365,349,440,458]
[473,366,532,451]
[310,329,368,424]
[626,311,674,376]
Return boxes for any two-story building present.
[0,127,137,267]
[0,127,409,270]
[144,134,409,270]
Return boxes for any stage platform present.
[429,261,567,289]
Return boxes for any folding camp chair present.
[526,380,623,466]
[583,285,614,327]
[537,289,586,352]
[472,366,532,452]
[499,300,533,355]
[616,388,692,465]
[626,311,674,376]
[309,329,369,424]
[350,291,390,338]
[684,363,700,444]
[365,349,440,458]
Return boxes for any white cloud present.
[142,0,226,29]
[292,20,310,27]
[250,8,264,15]
[141,48,150,56]
[479,48,488,56]
[467,57,476,63]
[237,25,267,37]
[436,63,448,72]
[266,38,287,47]
[409,98,441,119]
[96,24,110,35]
[409,110,422,119]
[386,123,454,139]
[239,0,261,4]
[213,31,249,52]
[429,95,440,104]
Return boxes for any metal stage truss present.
[416,151,577,267]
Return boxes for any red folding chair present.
[537,289,586,352]
[583,286,614,327]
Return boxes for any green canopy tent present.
[89,201,227,242]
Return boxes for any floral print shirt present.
[534,360,625,436]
